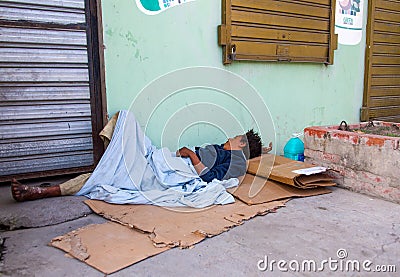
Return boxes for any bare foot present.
[11,179,41,202]
[11,179,61,202]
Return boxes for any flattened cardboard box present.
[84,199,286,248]
[247,154,336,189]
[51,199,287,274]
[229,174,332,205]
[51,221,170,275]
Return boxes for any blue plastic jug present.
[284,133,304,162]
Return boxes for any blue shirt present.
[195,144,247,183]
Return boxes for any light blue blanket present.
[76,110,238,207]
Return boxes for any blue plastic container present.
[284,133,304,162]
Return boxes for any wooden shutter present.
[0,0,106,181]
[361,0,400,122]
[218,0,338,64]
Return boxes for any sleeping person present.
[11,110,265,207]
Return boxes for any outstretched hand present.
[262,142,273,154]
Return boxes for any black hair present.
[241,129,262,159]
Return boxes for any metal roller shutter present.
[362,0,400,122]
[218,0,338,64]
[0,0,106,181]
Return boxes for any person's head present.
[223,129,262,159]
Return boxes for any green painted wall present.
[101,0,367,153]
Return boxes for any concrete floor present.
[0,180,399,276]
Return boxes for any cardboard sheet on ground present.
[51,199,286,274]
[84,199,287,248]
[228,174,332,205]
[247,154,336,189]
[50,221,170,274]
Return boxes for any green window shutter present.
[218,0,338,64]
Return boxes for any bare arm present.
[177,147,206,175]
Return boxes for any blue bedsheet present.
[76,110,238,207]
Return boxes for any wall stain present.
[308,107,325,126]
[119,31,149,62]
[105,27,114,37]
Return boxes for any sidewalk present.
[0,180,399,276]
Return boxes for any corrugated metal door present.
[361,0,400,122]
[0,0,106,181]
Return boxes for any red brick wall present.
[304,123,400,204]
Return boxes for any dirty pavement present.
[0,177,399,276]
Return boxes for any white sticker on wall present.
[136,0,195,15]
[335,0,364,45]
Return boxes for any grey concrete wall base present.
[0,186,92,230]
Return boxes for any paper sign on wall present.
[136,0,195,15]
[335,0,364,45]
